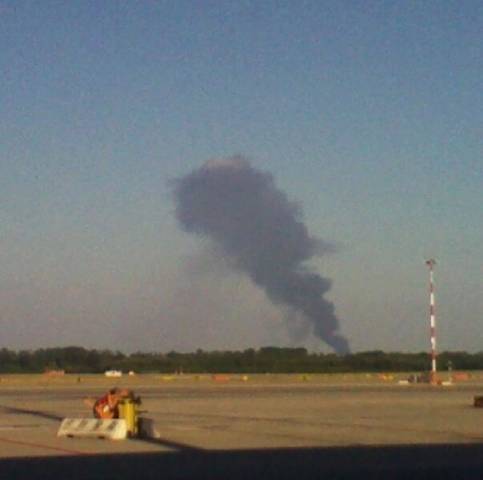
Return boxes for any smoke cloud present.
[172,157,350,354]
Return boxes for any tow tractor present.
[58,388,159,440]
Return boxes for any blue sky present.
[1,1,482,353]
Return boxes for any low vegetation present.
[1,347,482,374]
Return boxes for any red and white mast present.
[425,259,437,384]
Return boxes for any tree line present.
[1,346,482,374]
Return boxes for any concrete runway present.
[1,374,483,478]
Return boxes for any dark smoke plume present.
[172,157,350,354]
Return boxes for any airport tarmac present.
[0,373,482,459]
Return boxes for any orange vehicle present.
[84,388,135,419]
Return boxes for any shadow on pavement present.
[133,434,204,453]
[1,443,483,479]
[0,404,63,422]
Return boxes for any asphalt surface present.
[1,375,482,478]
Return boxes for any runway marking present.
[0,436,86,455]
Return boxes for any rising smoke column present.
[172,157,350,354]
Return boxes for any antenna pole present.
[426,259,437,384]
